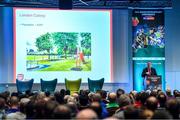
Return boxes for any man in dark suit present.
[141,62,157,90]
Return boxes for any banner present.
[132,10,165,91]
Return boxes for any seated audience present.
[0,87,179,119]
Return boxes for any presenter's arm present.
[152,68,157,76]
[141,68,146,78]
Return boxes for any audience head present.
[103,116,119,120]
[34,98,47,118]
[67,102,78,118]
[88,92,95,103]
[90,102,102,118]
[76,108,98,120]
[152,110,172,119]
[108,92,117,103]
[0,97,5,109]
[173,89,179,97]
[99,90,107,99]
[117,94,131,108]
[53,105,71,119]
[166,99,180,119]
[79,94,89,106]
[67,96,77,104]
[116,88,125,98]
[92,93,101,103]
[54,91,64,104]
[65,89,70,95]
[9,96,19,107]
[150,89,158,97]
[44,100,59,119]
[145,96,158,111]
[140,109,153,119]
[157,92,167,108]
[72,93,79,102]
[124,105,140,119]
[166,88,172,97]
[64,95,70,104]
[135,92,141,102]
[26,101,36,119]
[60,89,66,97]
[140,91,149,105]
[19,98,30,113]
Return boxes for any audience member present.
[157,92,167,108]
[90,102,102,119]
[76,108,98,120]
[44,100,59,119]
[140,109,153,119]
[116,88,125,98]
[151,109,172,119]
[166,99,180,119]
[106,92,119,109]
[79,93,89,110]
[0,97,6,119]
[53,105,72,119]
[115,94,132,119]
[145,96,158,111]
[134,92,142,108]
[123,105,140,119]
[166,88,173,100]
[106,92,119,116]
[6,96,20,114]
[67,102,79,118]
[99,90,109,104]
[92,93,108,118]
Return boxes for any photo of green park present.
[26,32,91,71]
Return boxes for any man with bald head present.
[106,92,119,109]
[106,92,119,116]
[76,108,98,120]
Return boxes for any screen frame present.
[13,7,113,83]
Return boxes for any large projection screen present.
[14,8,113,83]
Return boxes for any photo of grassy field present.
[26,32,91,71]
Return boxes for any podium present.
[145,75,162,90]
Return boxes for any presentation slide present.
[14,8,112,83]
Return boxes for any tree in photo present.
[80,33,91,58]
[35,32,53,60]
[52,32,78,59]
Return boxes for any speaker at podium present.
[145,75,162,90]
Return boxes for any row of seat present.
[16,78,104,94]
